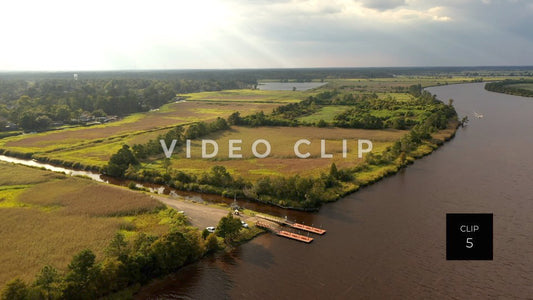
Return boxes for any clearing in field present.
[298,106,352,123]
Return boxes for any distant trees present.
[485,80,533,97]
[129,118,229,161]
[0,77,254,132]
[230,89,448,131]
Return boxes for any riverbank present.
[485,79,533,97]
[0,161,267,298]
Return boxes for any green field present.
[298,106,352,123]
[182,89,313,103]
[507,83,533,92]
[326,76,508,92]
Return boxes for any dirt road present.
[153,195,251,229]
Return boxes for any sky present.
[0,0,532,70]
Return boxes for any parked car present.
[241,221,249,228]
[206,226,216,233]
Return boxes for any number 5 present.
[466,237,473,249]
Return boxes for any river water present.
[135,83,533,299]
[1,83,531,299]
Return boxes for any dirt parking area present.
[153,195,254,229]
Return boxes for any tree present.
[33,265,60,300]
[1,278,28,300]
[92,109,106,117]
[215,213,242,243]
[329,163,339,179]
[35,115,52,129]
[150,231,192,274]
[202,228,210,239]
[105,232,128,259]
[64,249,99,299]
[54,105,72,122]
[460,116,469,127]
[228,111,242,125]
[18,110,37,131]
[448,98,454,106]
[316,119,327,127]
[105,145,139,177]
[397,152,407,166]
[205,233,220,252]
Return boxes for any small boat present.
[474,112,484,118]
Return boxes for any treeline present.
[0,209,223,300]
[228,86,448,131]
[485,79,533,97]
[0,78,252,132]
[132,118,230,160]
[104,118,230,177]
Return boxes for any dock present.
[256,221,314,243]
[277,230,313,243]
[256,214,326,235]
[289,223,326,235]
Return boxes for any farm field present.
[147,126,407,179]
[0,162,168,287]
[181,89,313,103]
[326,76,509,92]
[0,100,284,168]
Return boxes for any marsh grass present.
[0,162,170,287]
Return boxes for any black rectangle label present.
[446,213,493,260]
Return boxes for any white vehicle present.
[206,226,216,233]
[241,221,249,228]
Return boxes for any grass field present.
[298,106,352,123]
[0,100,282,168]
[0,162,169,287]
[145,126,406,178]
[326,76,510,92]
[507,83,533,92]
[181,89,313,103]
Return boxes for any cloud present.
[0,0,532,70]
[357,0,406,11]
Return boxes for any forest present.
[0,77,253,132]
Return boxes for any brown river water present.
[135,83,533,299]
[1,83,531,299]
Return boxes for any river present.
[135,83,533,299]
[1,83,531,299]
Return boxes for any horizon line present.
[1,65,533,73]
